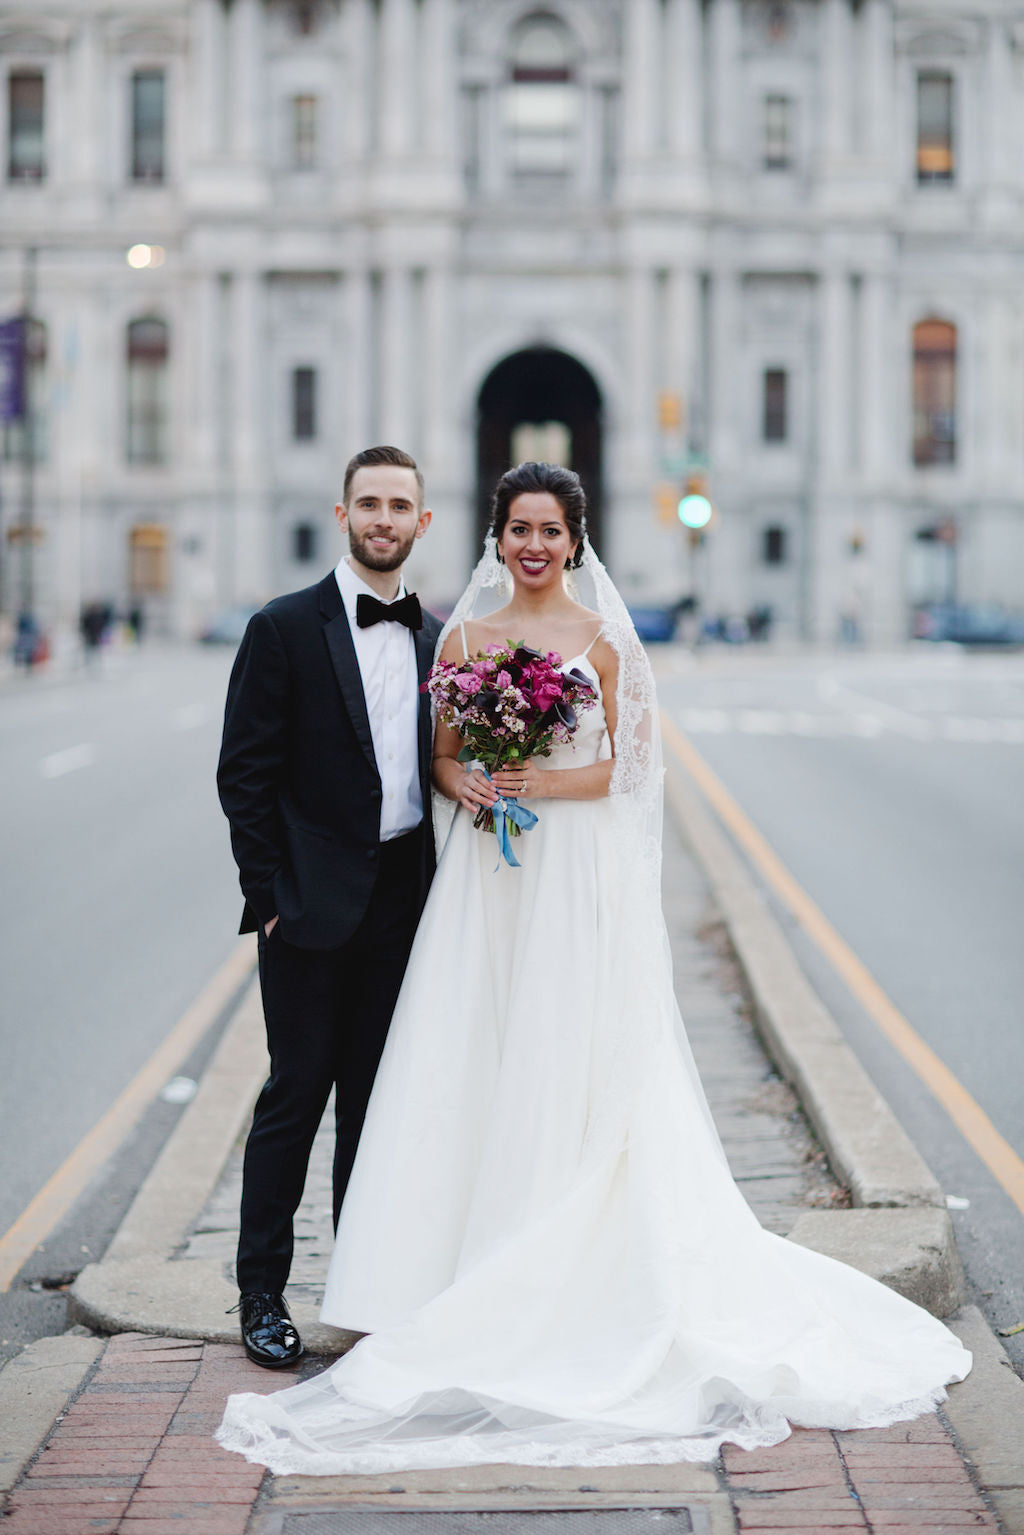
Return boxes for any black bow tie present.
[355,591,423,632]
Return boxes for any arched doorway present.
[476,348,603,553]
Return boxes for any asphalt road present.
[0,644,241,1249]
[657,642,1024,1366]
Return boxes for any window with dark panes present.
[916,71,954,184]
[763,526,787,565]
[293,523,317,562]
[8,70,44,181]
[292,366,317,440]
[913,320,957,466]
[763,95,791,170]
[505,16,579,176]
[763,368,788,442]
[131,69,165,183]
[292,94,317,169]
[126,317,169,465]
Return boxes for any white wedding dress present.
[218,547,970,1477]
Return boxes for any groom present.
[217,445,442,1367]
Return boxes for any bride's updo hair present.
[490,461,587,570]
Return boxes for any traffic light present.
[677,472,713,531]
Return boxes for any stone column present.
[189,271,220,474]
[666,266,698,429]
[819,270,851,478]
[422,0,456,158]
[624,263,657,476]
[623,0,659,161]
[379,0,416,157]
[231,270,271,601]
[822,0,852,162]
[343,265,372,451]
[708,0,741,164]
[860,271,891,483]
[71,15,101,187]
[341,0,373,161]
[708,267,739,469]
[192,0,227,160]
[422,263,455,475]
[379,264,413,448]
[666,0,702,159]
[861,0,895,163]
[983,18,1015,197]
[228,0,262,161]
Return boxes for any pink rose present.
[533,678,564,713]
[496,670,512,690]
[455,671,480,693]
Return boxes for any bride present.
[217,461,970,1475]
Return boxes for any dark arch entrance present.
[476,348,603,554]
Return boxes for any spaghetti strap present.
[582,624,603,657]
[458,620,469,660]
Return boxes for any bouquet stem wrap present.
[480,769,538,869]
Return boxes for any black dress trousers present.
[236,825,425,1296]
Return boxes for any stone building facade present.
[1,0,1023,642]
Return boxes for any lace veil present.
[432,534,664,888]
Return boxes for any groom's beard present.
[348,525,418,573]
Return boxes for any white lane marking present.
[818,675,934,739]
[173,703,208,731]
[678,709,1022,743]
[40,743,97,779]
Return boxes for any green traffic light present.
[677,493,712,530]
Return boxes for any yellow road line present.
[661,710,1024,1217]
[0,938,257,1292]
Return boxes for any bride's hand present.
[456,767,497,814]
[491,760,544,800]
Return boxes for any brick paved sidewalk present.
[1,1332,998,1534]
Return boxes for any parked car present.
[199,606,259,645]
[913,603,1024,646]
[627,605,677,643]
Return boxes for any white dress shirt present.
[334,556,422,840]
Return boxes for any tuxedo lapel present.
[319,575,377,776]
[413,624,436,792]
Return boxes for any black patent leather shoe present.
[237,1291,304,1368]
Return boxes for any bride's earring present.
[496,547,505,565]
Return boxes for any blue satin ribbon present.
[483,769,539,869]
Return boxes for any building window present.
[129,524,169,593]
[763,526,787,565]
[504,15,579,176]
[763,368,788,442]
[292,366,317,440]
[916,71,954,184]
[763,94,791,170]
[126,317,169,465]
[913,319,956,465]
[131,69,165,183]
[1,317,47,462]
[293,522,317,562]
[292,94,318,168]
[8,70,44,181]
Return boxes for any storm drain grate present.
[275,1511,701,1535]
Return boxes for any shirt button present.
[366,847,377,860]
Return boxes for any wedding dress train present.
[218,634,970,1476]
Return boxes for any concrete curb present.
[945,1305,1024,1535]
[663,760,963,1318]
[0,1333,102,1494]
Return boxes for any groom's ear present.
[415,509,432,540]
[335,503,348,534]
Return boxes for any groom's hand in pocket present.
[264,916,279,937]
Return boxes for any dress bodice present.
[546,654,608,770]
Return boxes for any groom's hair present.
[342,446,424,507]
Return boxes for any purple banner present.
[0,316,26,422]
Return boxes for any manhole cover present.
[276,1512,701,1534]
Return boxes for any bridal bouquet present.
[427,642,597,865]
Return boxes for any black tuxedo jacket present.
[217,571,442,950]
